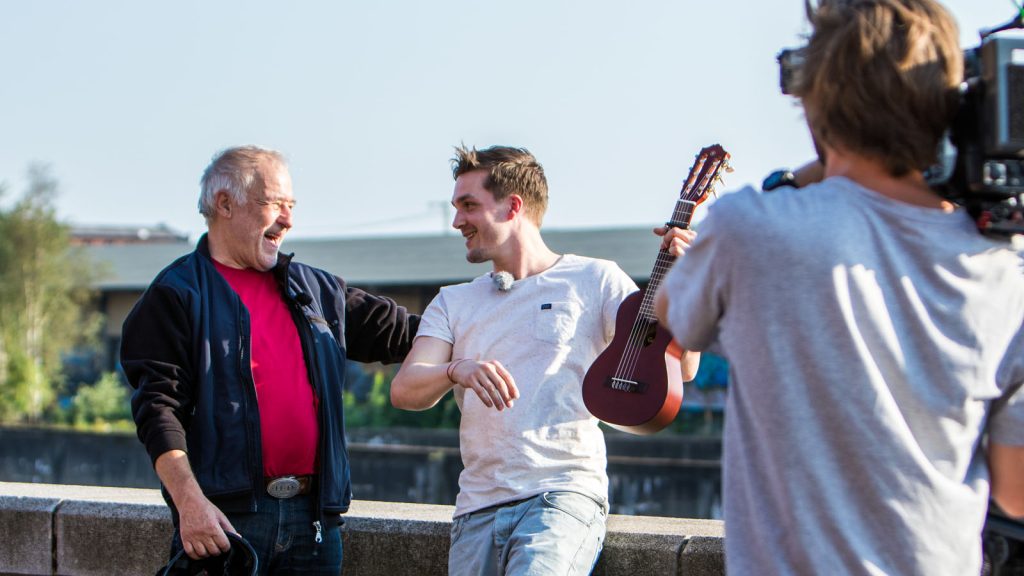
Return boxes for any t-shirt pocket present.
[534,301,582,346]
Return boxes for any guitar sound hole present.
[643,322,657,346]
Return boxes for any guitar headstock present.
[679,144,731,206]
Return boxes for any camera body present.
[777,35,1024,236]
[941,36,1024,235]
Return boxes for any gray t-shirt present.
[418,254,637,517]
[662,177,1024,575]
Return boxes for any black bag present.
[982,507,1024,576]
[158,532,258,576]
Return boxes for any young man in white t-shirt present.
[655,1,1024,574]
[391,144,699,575]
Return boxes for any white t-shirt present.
[662,177,1024,576]
[417,254,637,517]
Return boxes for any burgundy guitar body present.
[583,144,730,435]
[583,289,684,434]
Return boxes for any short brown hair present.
[451,145,549,225]
[792,0,963,176]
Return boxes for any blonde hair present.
[793,0,963,176]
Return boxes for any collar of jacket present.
[195,233,297,283]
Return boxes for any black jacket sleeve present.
[340,278,420,364]
[120,283,194,464]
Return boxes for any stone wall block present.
[342,501,453,576]
[0,493,60,575]
[679,535,726,576]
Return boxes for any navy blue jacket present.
[121,235,418,521]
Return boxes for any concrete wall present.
[0,482,724,576]
[0,427,723,520]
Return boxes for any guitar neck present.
[638,199,696,321]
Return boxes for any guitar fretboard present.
[638,199,695,322]
[599,143,729,410]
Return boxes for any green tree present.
[344,364,461,429]
[70,371,132,429]
[0,165,102,423]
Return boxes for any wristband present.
[446,359,469,383]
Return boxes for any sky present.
[1,1,1022,240]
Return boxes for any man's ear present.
[215,190,233,218]
[507,194,523,221]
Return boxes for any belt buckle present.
[266,476,302,499]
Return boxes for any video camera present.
[777,11,1024,237]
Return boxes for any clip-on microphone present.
[492,271,514,292]
[289,288,313,306]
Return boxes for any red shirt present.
[214,262,318,477]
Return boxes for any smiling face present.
[451,169,514,265]
[212,158,295,271]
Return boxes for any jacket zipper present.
[291,291,327,544]
[238,306,262,512]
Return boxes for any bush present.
[344,363,460,429]
[69,372,132,430]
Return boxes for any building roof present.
[71,223,189,246]
[85,227,666,290]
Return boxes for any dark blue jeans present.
[170,492,342,576]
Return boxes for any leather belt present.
[265,475,313,499]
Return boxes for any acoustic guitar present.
[583,144,730,434]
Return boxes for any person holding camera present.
[655,1,1024,574]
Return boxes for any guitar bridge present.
[606,377,647,394]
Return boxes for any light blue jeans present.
[448,491,607,576]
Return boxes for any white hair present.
[198,145,287,220]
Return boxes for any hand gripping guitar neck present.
[582,144,730,435]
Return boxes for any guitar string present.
[614,200,695,387]
[614,192,694,387]
[614,182,702,386]
[616,248,680,386]
[612,158,724,389]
